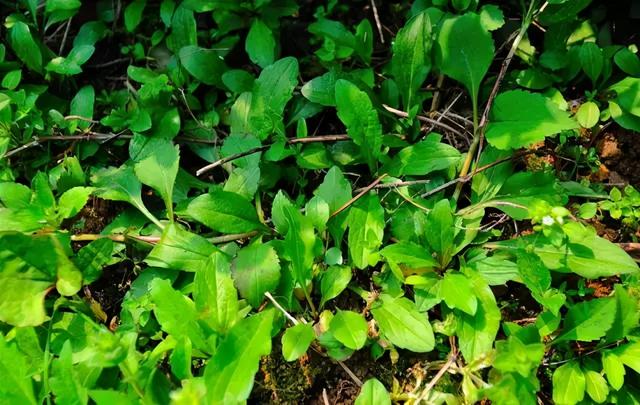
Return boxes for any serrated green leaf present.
[330,310,368,350]
[179,46,227,86]
[134,141,180,217]
[355,378,391,405]
[436,13,493,107]
[347,193,384,269]
[320,265,352,308]
[555,298,616,342]
[184,190,262,233]
[602,351,625,390]
[371,295,434,352]
[0,334,37,404]
[232,243,280,308]
[391,10,431,112]
[194,252,239,334]
[584,370,608,403]
[150,278,211,351]
[379,241,437,269]
[146,223,217,270]
[384,138,461,176]
[426,199,455,267]
[281,323,315,361]
[457,270,500,362]
[204,309,274,404]
[246,19,276,68]
[486,90,578,150]
[335,79,382,170]
[440,272,477,315]
[552,362,585,405]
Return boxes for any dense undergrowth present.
[1,0,640,404]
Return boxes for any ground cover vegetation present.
[1,0,640,403]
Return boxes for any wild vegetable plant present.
[1,1,640,404]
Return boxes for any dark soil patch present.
[597,128,640,187]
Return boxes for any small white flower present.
[542,215,555,226]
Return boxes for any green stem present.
[452,100,479,201]
[42,306,57,405]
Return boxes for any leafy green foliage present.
[1,1,640,403]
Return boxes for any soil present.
[596,129,640,186]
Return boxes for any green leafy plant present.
[1,0,640,404]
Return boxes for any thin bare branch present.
[330,173,388,218]
[196,134,350,176]
[383,104,468,138]
[370,0,385,44]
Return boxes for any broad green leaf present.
[330,310,368,350]
[0,334,37,405]
[232,243,280,308]
[222,70,255,93]
[355,378,391,405]
[2,69,21,90]
[179,46,227,86]
[8,21,42,73]
[425,199,455,267]
[73,237,116,284]
[134,141,180,217]
[249,57,299,140]
[50,342,88,405]
[281,323,315,361]
[485,90,578,150]
[471,146,513,203]
[320,265,352,307]
[580,42,603,85]
[70,85,95,130]
[379,241,438,269]
[391,10,431,112]
[371,295,435,352]
[279,195,316,287]
[246,19,276,68]
[301,70,341,106]
[614,47,640,76]
[555,298,616,342]
[552,362,585,405]
[184,190,262,233]
[150,278,211,351]
[602,351,625,390]
[457,270,500,362]
[584,370,609,404]
[57,186,94,220]
[0,233,82,326]
[384,138,461,176]
[479,4,505,31]
[607,284,640,341]
[490,222,639,278]
[347,193,384,269]
[91,164,161,228]
[315,166,352,243]
[204,309,274,404]
[493,335,544,376]
[124,0,146,32]
[439,272,477,315]
[194,252,239,334]
[305,195,330,232]
[335,79,382,170]
[576,101,600,128]
[435,13,493,107]
[146,223,217,270]
[166,5,197,52]
[614,342,640,374]
[516,251,550,296]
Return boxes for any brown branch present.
[416,337,458,402]
[330,173,388,218]
[383,104,468,138]
[196,134,350,176]
[70,230,258,245]
[475,24,529,166]
[420,150,534,199]
[3,132,219,159]
[369,0,385,44]
[354,179,431,193]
